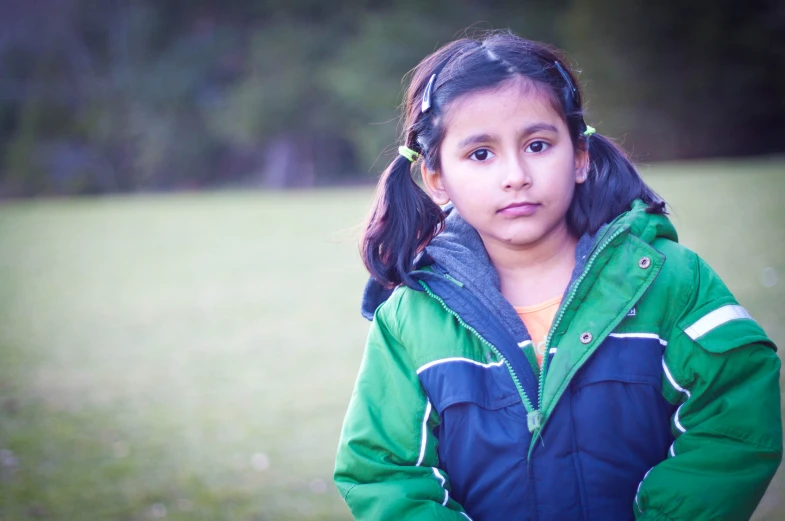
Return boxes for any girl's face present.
[423,76,588,253]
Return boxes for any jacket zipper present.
[536,225,629,420]
[417,224,629,439]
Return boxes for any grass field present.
[1,158,784,520]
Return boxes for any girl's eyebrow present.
[457,133,495,149]
[456,123,559,149]
[520,122,559,136]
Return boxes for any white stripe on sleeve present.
[684,305,753,340]
[662,358,691,398]
[673,404,687,433]
[662,357,690,433]
[415,400,432,466]
[634,467,654,514]
[432,467,449,506]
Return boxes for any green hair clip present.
[398,146,420,163]
[583,125,596,137]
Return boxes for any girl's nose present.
[502,157,531,190]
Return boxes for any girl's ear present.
[421,163,450,205]
[574,147,589,184]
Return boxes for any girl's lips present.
[498,202,540,217]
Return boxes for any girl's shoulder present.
[646,237,773,353]
[375,282,452,337]
[651,237,701,288]
[373,283,491,369]
[650,237,736,314]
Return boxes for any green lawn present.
[1,158,784,520]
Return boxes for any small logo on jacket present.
[627,307,637,317]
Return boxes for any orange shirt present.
[514,296,562,367]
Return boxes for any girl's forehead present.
[442,77,564,137]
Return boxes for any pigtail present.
[361,151,444,289]
[568,133,665,235]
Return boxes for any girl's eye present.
[525,141,550,153]
[469,148,495,161]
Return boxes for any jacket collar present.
[420,205,599,344]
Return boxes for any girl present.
[334,31,782,521]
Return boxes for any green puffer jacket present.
[335,200,782,521]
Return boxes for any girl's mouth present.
[498,202,540,216]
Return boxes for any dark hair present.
[362,30,664,288]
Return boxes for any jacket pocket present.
[567,334,675,519]
[417,358,521,414]
[570,334,664,391]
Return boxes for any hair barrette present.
[421,74,437,113]
[553,61,578,105]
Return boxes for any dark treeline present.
[0,0,783,196]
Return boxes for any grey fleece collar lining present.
[423,206,599,344]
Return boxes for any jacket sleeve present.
[635,256,783,521]
[334,298,471,521]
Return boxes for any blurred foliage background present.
[0,0,783,196]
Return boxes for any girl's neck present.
[482,222,578,307]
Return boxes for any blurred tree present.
[561,0,785,160]
[0,0,240,194]
[0,0,781,195]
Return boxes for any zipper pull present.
[527,409,544,433]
